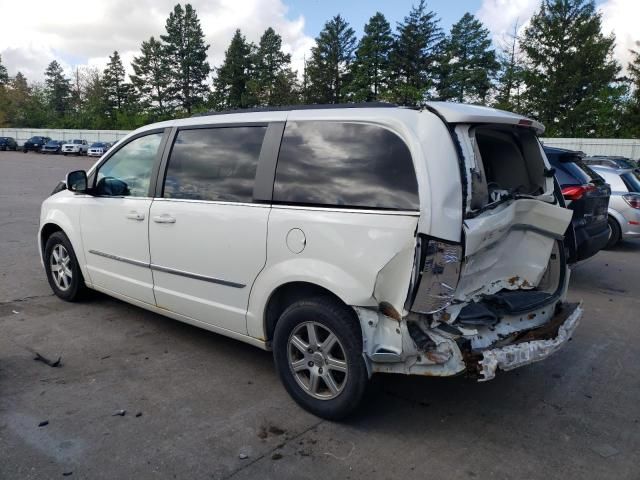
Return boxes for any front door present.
[149,126,269,333]
[80,131,166,305]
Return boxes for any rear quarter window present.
[273,121,419,210]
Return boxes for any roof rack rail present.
[191,102,403,117]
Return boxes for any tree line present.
[0,0,639,137]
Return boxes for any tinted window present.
[622,171,640,193]
[546,153,592,186]
[273,121,419,210]
[96,132,163,197]
[163,126,266,203]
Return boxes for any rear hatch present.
[413,103,573,321]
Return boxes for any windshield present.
[72,140,82,144]
[46,141,59,145]
[621,171,640,193]
[91,143,106,148]
[28,137,41,142]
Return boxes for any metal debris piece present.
[239,453,248,460]
[112,410,126,417]
[34,353,62,368]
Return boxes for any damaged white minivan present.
[39,103,582,419]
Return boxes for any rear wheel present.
[44,232,85,301]
[273,296,368,420]
[605,217,621,249]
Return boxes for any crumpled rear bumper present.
[475,302,583,381]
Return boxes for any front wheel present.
[273,297,368,420]
[44,232,85,301]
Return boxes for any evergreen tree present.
[211,29,254,110]
[349,12,393,101]
[437,13,498,104]
[161,3,211,113]
[44,60,71,119]
[103,51,128,112]
[520,0,621,137]
[624,43,640,137]
[494,22,526,112]
[305,15,357,104]
[131,36,172,117]
[248,27,298,106]
[388,0,444,106]
[0,54,8,86]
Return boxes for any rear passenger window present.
[163,127,266,203]
[273,121,419,210]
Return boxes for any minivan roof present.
[190,102,545,134]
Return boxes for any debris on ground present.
[100,355,111,360]
[62,472,73,477]
[135,412,143,418]
[34,353,62,368]
[112,410,126,417]
[591,443,619,458]
[271,452,283,460]
[38,420,49,427]
[268,425,285,436]
[12,310,19,314]
[257,427,268,439]
[239,453,248,460]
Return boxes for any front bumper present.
[474,302,582,381]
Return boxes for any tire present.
[273,296,368,420]
[605,217,621,249]
[23,149,27,153]
[44,231,85,301]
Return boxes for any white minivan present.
[39,103,582,419]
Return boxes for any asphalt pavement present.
[1,151,639,479]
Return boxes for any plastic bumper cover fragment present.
[477,302,582,381]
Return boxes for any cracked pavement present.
[1,151,639,479]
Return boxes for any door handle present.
[126,211,145,221]
[153,214,176,224]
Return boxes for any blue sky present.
[285,0,484,36]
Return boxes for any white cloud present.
[599,0,640,71]
[0,0,314,82]
[477,0,640,71]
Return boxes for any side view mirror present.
[66,170,88,193]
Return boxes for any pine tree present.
[623,44,640,137]
[248,27,298,106]
[161,3,211,114]
[211,29,254,110]
[103,51,127,112]
[520,0,621,137]
[494,22,526,112]
[44,60,71,119]
[437,13,498,104]
[131,37,172,117]
[349,12,393,102]
[0,54,8,86]
[388,0,444,106]
[305,15,357,104]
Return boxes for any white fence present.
[541,138,640,159]
[2,128,639,159]
[0,128,131,145]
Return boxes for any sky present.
[0,0,638,84]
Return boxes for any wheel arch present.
[262,281,360,345]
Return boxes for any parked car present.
[61,139,89,156]
[41,140,64,154]
[23,136,51,153]
[583,155,639,171]
[543,146,610,262]
[590,165,640,247]
[0,136,18,151]
[87,142,111,157]
[39,103,582,419]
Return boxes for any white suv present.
[61,139,89,155]
[39,103,582,419]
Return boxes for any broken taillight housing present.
[410,239,462,314]
[561,184,596,201]
[623,194,640,209]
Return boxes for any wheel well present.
[40,223,63,254]
[264,282,355,343]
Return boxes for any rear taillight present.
[561,184,596,201]
[623,194,640,209]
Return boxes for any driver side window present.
[95,133,163,197]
